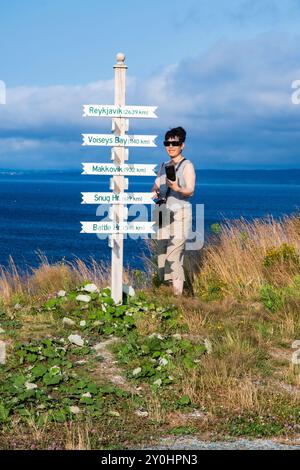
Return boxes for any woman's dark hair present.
[165,126,186,143]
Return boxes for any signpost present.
[81,53,158,304]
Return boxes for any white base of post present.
[111,234,124,304]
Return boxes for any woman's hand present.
[166,178,181,193]
[151,190,159,199]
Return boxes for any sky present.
[1,0,300,169]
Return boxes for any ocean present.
[0,169,300,272]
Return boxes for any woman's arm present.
[166,162,195,196]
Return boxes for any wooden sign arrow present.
[80,221,155,234]
[82,134,157,147]
[82,163,157,176]
[81,192,155,205]
[83,105,158,119]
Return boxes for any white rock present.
[82,392,92,398]
[57,290,66,297]
[81,283,99,293]
[75,360,87,365]
[122,284,135,297]
[68,335,84,347]
[93,342,104,352]
[80,320,86,327]
[166,349,173,355]
[149,333,164,340]
[135,410,149,418]
[25,382,38,390]
[172,333,182,340]
[0,341,6,364]
[63,317,75,327]
[158,357,168,366]
[0,327,5,334]
[132,367,142,376]
[14,303,22,310]
[76,294,91,303]
[69,406,81,414]
[204,338,213,354]
[153,378,162,386]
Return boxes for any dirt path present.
[142,436,300,450]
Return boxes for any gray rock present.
[25,382,38,390]
[135,410,149,417]
[68,334,84,347]
[0,341,6,364]
[204,338,213,354]
[81,283,99,293]
[76,294,91,303]
[62,317,75,327]
[69,406,81,414]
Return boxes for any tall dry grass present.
[1,214,300,304]
[0,253,110,305]
[192,214,300,300]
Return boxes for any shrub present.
[193,274,227,301]
[263,243,300,269]
[260,284,285,312]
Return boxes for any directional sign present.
[83,105,157,119]
[82,163,156,176]
[80,221,155,234]
[82,134,157,147]
[81,192,155,205]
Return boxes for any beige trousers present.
[153,205,192,282]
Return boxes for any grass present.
[1,214,300,448]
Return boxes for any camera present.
[155,197,167,206]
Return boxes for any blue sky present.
[1,0,300,169]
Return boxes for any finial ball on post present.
[116,52,125,63]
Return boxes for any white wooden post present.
[111,53,127,304]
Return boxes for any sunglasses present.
[163,141,182,147]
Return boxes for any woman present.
[151,127,196,295]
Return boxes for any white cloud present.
[1,32,300,168]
